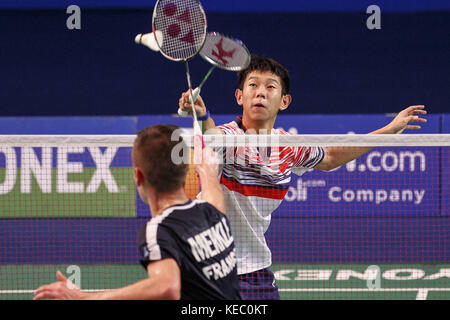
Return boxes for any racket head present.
[152,0,207,61]
[199,32,251,71]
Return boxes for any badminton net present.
[0,133,449,300]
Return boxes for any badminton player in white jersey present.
[178,55,427,299]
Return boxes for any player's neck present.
[241,115,275,134]
[148,188,190,217]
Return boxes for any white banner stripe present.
[0,134,449,147]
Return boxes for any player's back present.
[138,199,242,300]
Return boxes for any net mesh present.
[153,0,207,61]
[0,134,449,300]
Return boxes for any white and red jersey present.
[208,117,325,275]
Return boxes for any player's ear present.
[279,94,292,111]
[235,88,243,106]
[134,167,145,187]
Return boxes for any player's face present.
[236,70,291,126]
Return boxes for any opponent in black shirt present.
[34,124,241,300]
[137,199,240,299]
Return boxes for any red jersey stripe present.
[220,176,288,200]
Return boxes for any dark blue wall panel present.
[0,218,146,264]
[2,1,450,12]
[0,10,449,116]
[442,114,450,216]
[266,216,450,263]
[2,216,449,264]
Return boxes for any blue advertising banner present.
[0,114,444,219]
[0,117,137,134]
[274,114,441,217]
[136,114,443,217]
[0,114,447,264]
[137,114,237,132]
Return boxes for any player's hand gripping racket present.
[152,0,207,147]
[178,32,251,117]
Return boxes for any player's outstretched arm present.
[178,90,223,135]
[194,137,225,214]
[374,105,427,134]
[33,270,84,300]
[315,105,427,171]
[33,259,181,300]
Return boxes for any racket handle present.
[189,87,201,104]
[178,87,201,117]
[178,108,189,117]
[196,134,205,149]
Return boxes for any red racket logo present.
[163,2,177,16]
[164,2,195,44]
[211,38,237,65]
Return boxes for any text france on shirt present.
[187,217,237,280]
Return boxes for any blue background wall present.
[0,1,449,116]
[2,1,450,11]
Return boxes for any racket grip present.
[189,87,201,104]
[178,87,201,117]
[196,134,205,149]
[178,108,189,117]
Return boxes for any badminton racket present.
[152,0,207,144]
[178,32,251,117]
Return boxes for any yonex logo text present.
[0,147,119,194]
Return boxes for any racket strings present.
[200,33,251,71]
[153,0,206,61]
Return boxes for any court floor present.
[1,263,449,300]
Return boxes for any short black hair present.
[238,55,290,95]
[133,124,188,193]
